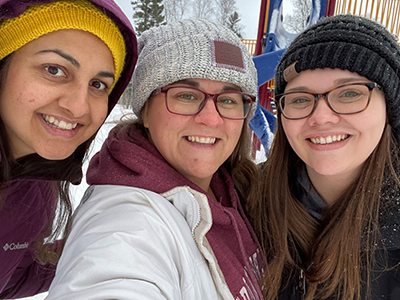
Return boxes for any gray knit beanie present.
[131,19,258,119]
[275,14,400,141]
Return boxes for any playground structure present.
[334,0,400,36]
[246,0,400,155]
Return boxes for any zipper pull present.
[295,268,306,299]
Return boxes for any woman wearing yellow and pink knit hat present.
[0,0,137,298]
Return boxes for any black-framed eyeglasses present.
[275,82,381,120]
[154,85,256,120]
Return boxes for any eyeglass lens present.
[280,83,371,119]
[166,86,252,119]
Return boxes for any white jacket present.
[46,184,234,300]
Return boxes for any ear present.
[142,101,150,129]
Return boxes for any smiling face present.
[143,78,245,191]
[0,29,114,160]
[281,69,386,186]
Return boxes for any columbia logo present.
[3,242,29,251]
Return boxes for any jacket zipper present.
[293,242,307,299]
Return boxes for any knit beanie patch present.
[275,14,400,140]
[131,19,258,118]
[0,0,126,92]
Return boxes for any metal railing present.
[241,39,257,55]
[334,0,400,40]
[243,0,399,56]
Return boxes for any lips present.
[309,134,349,144]
[41,114,78,130]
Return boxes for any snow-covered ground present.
[68,105,136,209]
[19,104,266,300]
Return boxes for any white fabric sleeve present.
[45,185,189,300]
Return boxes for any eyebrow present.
[333,77,366,85]
[285,77,368,93]
[38,49,115,80]
[173,79,241,92]
[98,71,115,80]
[38,49,80,68]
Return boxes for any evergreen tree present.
[227,11,243,38]
[150,0,164,25]
[131,0,165,35]
[215,0,243,38]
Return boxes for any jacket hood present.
[87,125,210,194]
[0,0,138,116]
[87,125,240,210]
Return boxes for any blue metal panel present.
[254,0,329,85]
[251,0,330,154]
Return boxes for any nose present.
[194,98,223,127]
[307,97,340,126]
[58,84,90,118]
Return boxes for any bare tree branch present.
[164,0,191,23]
[284,0,312,33]
[215,0,236,26]
[192,0,215,19]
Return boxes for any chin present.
[36,150,73,161]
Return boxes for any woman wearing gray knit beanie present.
[248,14,400,300]
[47,19,264,299]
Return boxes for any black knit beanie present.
[275,14,400,141]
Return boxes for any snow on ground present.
[69,104,135,209]
[19,104,266,300]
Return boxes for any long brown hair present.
[248,109,400,300]
[0,54,98,265]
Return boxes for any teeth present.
[42,114,78,130]
[58,121,67,129]
[310,134,348,144]
[187,136,216,144]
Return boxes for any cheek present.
[281,119,305,156]
[281,119,295,143]
[232,122,244,141]
[146,110,180,150]
[357,99,386,142]
[91,101,108,125]
[360,115,386,150]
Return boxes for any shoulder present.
[1,179,57,236]
[77,185,195,219]
[368,248,400,299]
[48,185,218,299]
[71,185,202,241]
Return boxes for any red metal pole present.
[325,0,337,16]
[254,0,268,56]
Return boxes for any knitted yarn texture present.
[275,14,400,140]
[0,0,126,90]
[131,19,258,118]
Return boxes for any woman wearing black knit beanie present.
[247,14,400,300]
